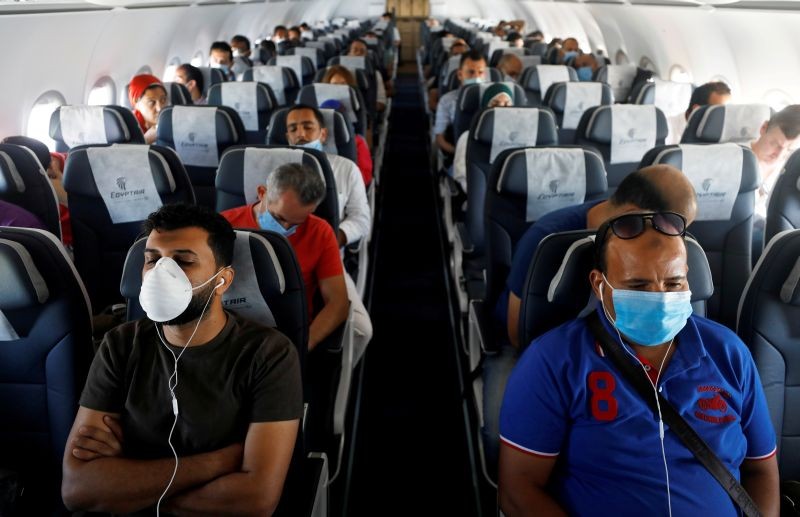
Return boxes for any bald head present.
[639,164,698,225]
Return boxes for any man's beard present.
[163,282,216,327]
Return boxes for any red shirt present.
[355,135,373,186]
[220,203,344,315]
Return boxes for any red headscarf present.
[128,74,164,132]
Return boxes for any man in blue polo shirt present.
[481,164,698,472]
[498,212,779,516]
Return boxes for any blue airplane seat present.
[207,81,279,144]
[49,105,144,152]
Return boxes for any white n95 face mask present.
[139,257,224,323]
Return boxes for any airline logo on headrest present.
[188,132,196,142]
[117,177,127,191]
[549,180,560,194]
[740,127,749,138]
[702,178,713,192]
[109,175,146,199]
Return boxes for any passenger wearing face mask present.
[560,37,581,64]
[497,53,523,83]
[208,41,236,81]
[62,204,302,515]
[283,104,371,248]
[128,74,168,144]
[434,49,488,157]
[230,34,254,68]
[451,83,514,193]
[221,163,352,352]
[498,209,779,517]
[572,53,599,82]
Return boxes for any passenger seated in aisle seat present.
[497,53,523,83]
[434,49,488,157]
[748,105,800,220]
[287,26,301,42]
[128,74,168,144]
[271,25,288,44]
[208,41,236,81]
[220,163,351,351]
[284,104,371,248]
[498,211,778,517]
[428,38,469,112]
[507,32,524,49]
[0,199,46,230]
[61,204,302,515]
[347,39,389,111]
[481,165,697,471]
[174,63,206,105]
[685,81,731,121]
[572,53,599,82]
[319,98,373,186]
[230,34,254,68]
[452,83,514,192]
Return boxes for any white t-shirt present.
[327,153,372,244]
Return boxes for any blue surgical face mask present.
[257,208,297,237]
[301,139,324,152]
[600,274,693,347]
[563,51,579,61]
[577,66,593,82]
[462,76,484,85]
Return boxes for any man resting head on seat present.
[749,104,800,218]
[434,49,488,156]
[62,203,302,515]
[497,53,523,83]
[128,74,168,145]
[221,163,350,351]
[499,211,779,516]
[284,104,372,248]
[685,81,731,121]
[174,63,206,105]
[209,41,236,81]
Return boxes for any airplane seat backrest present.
[120,229,308,372]
[765,150,800,245]
[525,41,548,57]
[298,83,368,137]
[327,55,375,77]
[463,105,558,255]
[484,146,608,312]
[197,67,227,95]
[0,226,92,516]
[639,143,759,329]
[575,104,668,189]
[441,67,502,97]
[519,230,712,347]
[268,55,316,86]
[0,143,62,239]
[267,107,357,163]
[546,81,613,144]
[162,81,193,106]
[207,82,278,144]
[681,103,773,144]
[489,46,531,68]
[453,81,529,140]
[629,80,693,114]
[49,105,144,152]
[156,105,245,208]
[736,228,800,481]
[520,65,578,107]
[63,143,195,311]
[287,46,325,69]
[304,40,336,61]
[244,65,300,106]
[314,65,376,114]
[214,145,339,233]
[595,64,640,103]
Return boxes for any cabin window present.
[26,91,66,151]
[136,65,153,75]
[163,57,182,82]
[87,76,116,106]
[615,50,629,65]
[190,51,204,67]
[764,89,792,111]
[639,56,657,74]
[669,65,692,83]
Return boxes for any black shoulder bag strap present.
[586,311,762,517]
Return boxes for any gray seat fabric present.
[0,143,62,239]
[0,226,92,516]
[297,83,368,137]
[737,228,800,481]
[242,66,301,106]
[575,104,669,190]
[266,107,357,164]
[207,81,278,144]
[453,81,530,141]
[519,65,578,107]
[519,230,713,348]
[765,150,800,245]
[267,55,317,86]
[681,103,773,144]
[639,143,759,329]
[49,105,145,152]
[545,81,614,144]
[197,66,227,96]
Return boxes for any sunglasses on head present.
[598,211,687,243]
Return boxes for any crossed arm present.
[62,406,298,516]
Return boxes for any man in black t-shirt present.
[61,204,303,516]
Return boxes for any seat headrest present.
[780,256,800,306]
[163,82,192,106]
[547,234,713,306]
[0,136,50,169]
[525,65,575,96]
[596,64,638,102]
[473,107,558,159]
[690,104,772,144]
[583,104,668,144]
[157,106,242,167]
[221,231,283,326]
[197,67,226,95]
[0,150,26,194]
[0,238,49,309]
[207,82,274,132]
[50,105,142,149]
